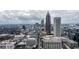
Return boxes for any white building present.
[22,37,37,48]
[26,38,37,46]
[14,34,25,38]
[42,35,62,49]
[0,40,16,49]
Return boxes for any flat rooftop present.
[0,34,9,37]
[0,40,16,45]
[14,34,24,38]
[42,35,62,43]
[18,42,26,45]
[60,37,77,44]
[27,38,36,40]
[42,35,77,44]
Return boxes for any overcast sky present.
[0,10,79,24]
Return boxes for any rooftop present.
[60,37,77,44]
[42,35,62,43]
[27,38,36,40]
[18,42,26,45]
[0,40,16,45]
[42,35,77,44]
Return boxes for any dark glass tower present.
[22,25,26,30]
[41,19,44,27]
[46,11,51,35]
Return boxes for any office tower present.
[22,25,26,30]
[73,32,79,46]
[41,19,45,31]
[54,17,61,37]
[41,19,44,27]
[46,11,51,35]
[35,23,40,28]
[37,31,40,49]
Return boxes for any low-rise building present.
[0,40,16,49]
[41,35,62,49]
[26,38,37,47]
[41,35,78,49]
[61,37,78,49]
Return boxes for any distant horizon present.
[0,23,79,25]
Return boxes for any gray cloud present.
[0,10,79,24]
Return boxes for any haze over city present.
[0,10,79,24]
[0,10,78,49]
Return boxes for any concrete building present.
[41,35,62,49]
[61,37,78,49]
[26,38,37,46]
[0,34,14,41]
[16,42,26,49]
[41,35,78,49]
[54,17,61,37]
[21,37,37,49]
[0,40,16,49]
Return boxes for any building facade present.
[54,17,61,37]
[41,36,62,49]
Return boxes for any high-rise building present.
[54,17,61,37]
[41,19,45,31]
[41,19,44,27]
[22,25,26,30]
[46,11,51,35]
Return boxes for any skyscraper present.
[46,11,51,35]
[54,17,61,37]
[22,25,26,30]
[41,19,44,27]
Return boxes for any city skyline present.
[0,10,79,24]
[0,10,78,49]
